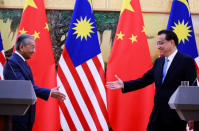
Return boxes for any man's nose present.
[32,48,36,53]
[156,44,161,49]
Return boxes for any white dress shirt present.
[15,51,26,61]
[165,49,178,75]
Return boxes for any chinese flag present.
[17,0,60,130]
[106,0,155,130]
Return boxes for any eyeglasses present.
[156,41,168,46]
[24,44,35,49]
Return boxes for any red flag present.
[17,0,60,130]
[0,33,6,80]
[106,0,155,130]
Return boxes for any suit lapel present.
[162,51,180,85]
[22,61,33,81]
[12,53,33,81]
[156,57,165,87]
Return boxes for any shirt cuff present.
[49,90,52,96]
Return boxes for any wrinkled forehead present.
[26,38,35,45]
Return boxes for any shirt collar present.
[166,49,178,62]
[15,51,26,61]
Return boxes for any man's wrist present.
[50,90,52,96]
[122,82,125,88]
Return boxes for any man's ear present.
[171,40,176,46]
[19,44,24,52]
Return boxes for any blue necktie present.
[162,58,169,83]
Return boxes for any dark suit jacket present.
[3,53,51,131]
[122,51,197,131]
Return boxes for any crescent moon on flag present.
[177,0,190,16]
[88,0,93,9]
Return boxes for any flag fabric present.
[57,0,109,130]
[17,0,60,130]
[167,0,199,82]
[0,33,6,80]
[167,1,198,130]
[106,0,155,130]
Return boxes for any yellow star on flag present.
[142,26,146,33]
[120,0,134,15]
[117,31,125,40]
[129,34,137,43]
[20,28,27,34]
[44,23,49,31]
[24,0,37,11]
[32,31,40,40]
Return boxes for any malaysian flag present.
[57,0,109,130]
[167,0,199,83]
[0,33,6,80]
[167,1,199,130]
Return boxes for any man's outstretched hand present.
[106,75,124,90]
[51,87,66,101]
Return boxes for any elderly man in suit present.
[3,34,66,131]
[106,30,197,131]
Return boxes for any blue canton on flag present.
[65,0,101,67]
[167,0,199,85]
[0,33,6,80]
[167,0,198,59]
[57,0,109,130]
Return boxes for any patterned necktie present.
[162,58,169,83]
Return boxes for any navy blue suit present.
[3,53,51,131]
[122,51,197,131]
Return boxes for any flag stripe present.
[59,108,70,131]
[82,60,108,123]
[59,101,76,131]
[87,58,107,106]
[93,55,106,85]
[194,58,199,84]
[58,64,90,130]
[76,65,108,130]
[0,51,5,80]
[97,54,105,70]
[57,76,84,130]
[59,52,98,130]
[0,52,6,66]
[62,50,103,131]
[195,57,199,68]
[0,65,3,80]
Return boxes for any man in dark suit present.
[106,30,197,131]
[3,34,66,131]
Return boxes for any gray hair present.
[16,34,34,50]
